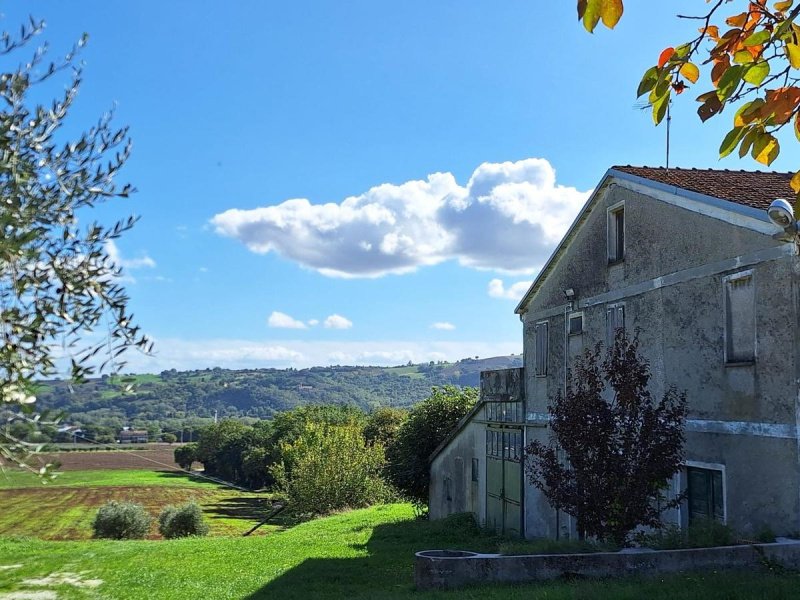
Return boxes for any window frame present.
[534,320,549,377]
[683,461,727,525]
[722,270,756,366]
[607,201,625,263]
[606,302,625,345]
[568,311,584,336]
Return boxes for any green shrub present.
[637,519,735,550]
[278,422,393,515]
[158,502,209,539]
[754,524,777,544]
[92,501,152,539]
[174,443,198,470]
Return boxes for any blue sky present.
[11,1,800,372]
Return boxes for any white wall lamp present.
[767,198,799,242]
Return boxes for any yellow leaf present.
[578,0,623,32]
[787,43,800,68]
[775,1,793,12]
[680,62,700,83]
[790,170,800,194]
[599,0,623,29]
[754,135,780,165]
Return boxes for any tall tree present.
[525,331,687,547]
[0,17,149,471]
[578,1,800,202]
[385,385,477,508]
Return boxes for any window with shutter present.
[607,203,625,262]
[534,321,548,377]
[724,272,755,364]
[606,304,625,345]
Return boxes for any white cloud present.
[267,311,307,329]
[59,337,521,373]
[307,319,319,326]
[488,278,533,301]
[104,240,156,283]
[211,157,590,278]
[431,322,456,330]
[324,314,353,329]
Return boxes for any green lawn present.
[0,469,221,489]
[0,504,798,599]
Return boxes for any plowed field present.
[41,446,179,471]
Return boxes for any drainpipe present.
[559,292,574,540]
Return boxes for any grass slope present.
[1,504,798,599]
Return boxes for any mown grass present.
[0,469,220,489]
[0,504,799,599]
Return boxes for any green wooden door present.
[486,427,523,536]
[687,467,724,523]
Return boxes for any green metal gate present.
[486,426,523,536]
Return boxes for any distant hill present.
[36,355,522,430]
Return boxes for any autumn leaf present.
[752,132,780,165]
[658,47,675,68]
[787,43,800,68]
[791,170,800,194]
[775,0,794,12]
[726,12,748,27]
[578,0,624,32]
[680,62,700,83]
[700,25,720,40]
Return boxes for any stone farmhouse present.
[429,166,800,540]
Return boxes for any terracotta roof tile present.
[611,165,793,211]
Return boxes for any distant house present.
[118,428,149,444]
[430,166,800,540]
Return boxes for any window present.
[568,312,583,335]
[606,304,625,345]
[534,321,548,376]
[471,458,479,482]
[607,203,625,262]
[724,271,755,364]
[687,466,724,523]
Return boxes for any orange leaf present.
[726,12,748,27]
[658,47,675,68]
[701,25,720,41]
[764,87,800,124]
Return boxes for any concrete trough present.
[414,540,800,590]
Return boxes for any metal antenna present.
[665,100,671,170]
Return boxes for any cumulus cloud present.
[211,158,589,278]
[431,322,456,330]
[488,278,533,301]
[268,311,307,329]
[324,314,353,329]
[307,319,319,326]
[104,240,156,283]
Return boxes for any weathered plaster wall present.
[519,181,800,537]
[429,419,486,524]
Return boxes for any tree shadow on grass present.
[151,470,228,488]
[243,511,493,600]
